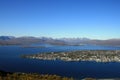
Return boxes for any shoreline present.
[22,50,120,63]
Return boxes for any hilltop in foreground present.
[1,70,120,80]
[0,70,73,80]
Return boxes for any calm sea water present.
[0,44,120,79]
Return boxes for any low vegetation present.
[0,71,73,80]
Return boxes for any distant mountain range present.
[0,36,15,40]
[0,36,120,46]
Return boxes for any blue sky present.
[0,0,120,39]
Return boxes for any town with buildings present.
[22,50,120,62]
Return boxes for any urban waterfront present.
[1,44,120,79]
[23,50,120,62]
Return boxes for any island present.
[22,50,120,62]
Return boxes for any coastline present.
[22,50,120,63]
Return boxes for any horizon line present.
[0,35,120,40]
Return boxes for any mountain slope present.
[0,36,120,46]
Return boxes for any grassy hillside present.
[0,70,74,80]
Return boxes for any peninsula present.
[22,50,120,62]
